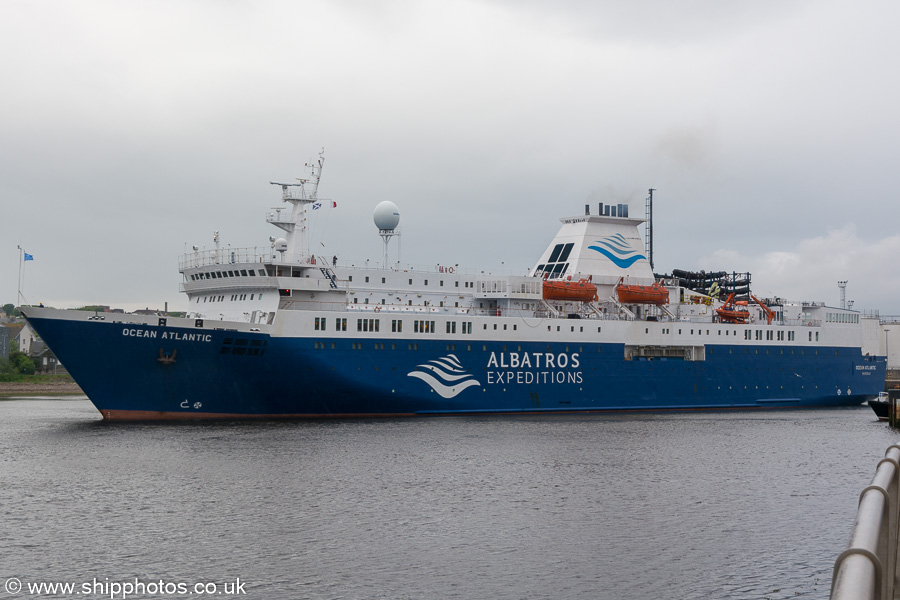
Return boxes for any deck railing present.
[831,437,900,599]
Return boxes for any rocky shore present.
[0,380,85,397]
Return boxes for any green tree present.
[2,303,20,317]
[1,351,35,376]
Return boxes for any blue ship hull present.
[26,312,886,420]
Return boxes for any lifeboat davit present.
[615,280,669,305]
[542,278,598,302]
[715,292,750,324]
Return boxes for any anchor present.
[157,348,178,365]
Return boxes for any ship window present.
[365,277,369,283]
[279,289,291,297]
[425,280,428,286]
[240,270,247,276]
[409,279,413,285]
[231,347,245,355]
[551,263,565,277]
[248,270,255,276]
[440,281,444,286]
[251,339,262,346]
[548,244,564,262]
[258,270,265,276]
[382,277,386,283]
[558,243,574,262]
[235,339,248,346]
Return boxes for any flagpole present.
[17,244,22,306]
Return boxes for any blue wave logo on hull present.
[588,234,647,269]
[408,354,481,398]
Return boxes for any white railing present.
[266,209,294,224]
[831,440,900,599]
[179,247,269,270]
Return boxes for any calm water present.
[1,398,897,600]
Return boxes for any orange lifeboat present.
[715,292,750,324]
[542,278,598,302]
[615,280,669,305]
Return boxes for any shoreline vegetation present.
[0,374,84,397]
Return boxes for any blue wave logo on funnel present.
[588,234,647,269]
[408,354,481,398]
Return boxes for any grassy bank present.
[0,373,75,384]
[0,373,84,397]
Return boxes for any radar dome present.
[373,201,400,231]
[274,238,288,252]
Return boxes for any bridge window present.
[548,244,564,262]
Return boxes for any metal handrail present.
[831,443,900,599]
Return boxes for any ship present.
[20,154,886,420]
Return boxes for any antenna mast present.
[645,188,655,270]
[267,149,326,263]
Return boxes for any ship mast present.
[645,188,655,271]
[268,150,325,263]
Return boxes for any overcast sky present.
[3,0,899,314]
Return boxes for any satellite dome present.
[274,238,288,252]
[373,201,400,231]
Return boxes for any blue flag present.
[312,202,322,210]
[24,253,34,261]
